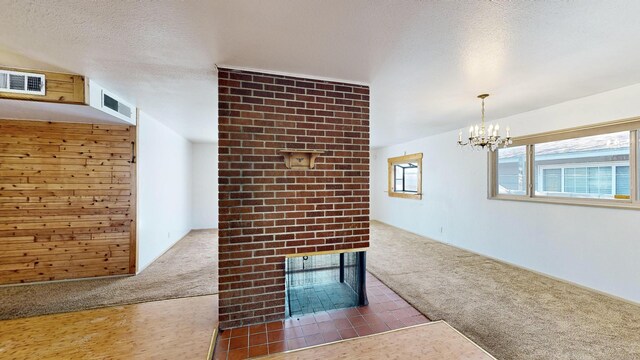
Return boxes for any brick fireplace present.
[218,68,370,329]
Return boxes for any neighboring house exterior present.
[498,132,630,199]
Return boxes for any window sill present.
[490,194,640,210]
[389,192,422,200]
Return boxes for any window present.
[497,145,527,195]
[394,163,418,193]
[388,153,422,200]
[489,118,640,209]
[541,168,562,192]
[616,166,630,196]
[534,132,629,199]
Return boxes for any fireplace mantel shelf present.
[280,150,325,169]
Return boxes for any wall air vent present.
[87,79,136,125]
[103,93,132,118]
[0,69,45,95]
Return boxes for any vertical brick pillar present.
[218,68,370,329]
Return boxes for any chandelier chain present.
[481,97,485,134]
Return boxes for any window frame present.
[388,153,423,200]
[488,116,640,210]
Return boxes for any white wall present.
[137,111,193,272]
[191,142,218,229]
[372,83,640,303]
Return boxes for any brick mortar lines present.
[218,68,370,328]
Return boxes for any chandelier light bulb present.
[457,94,513,151]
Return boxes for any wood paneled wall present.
[0,119,136,284]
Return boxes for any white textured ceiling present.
[1,1,640,146]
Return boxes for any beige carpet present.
[0,229,217,320]
[368,221,640,360]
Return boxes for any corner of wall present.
[136,111,194,272]
[190,142,219,230]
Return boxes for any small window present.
[388,153,422,200]
[542,168,562,192]
[616,166,630,196]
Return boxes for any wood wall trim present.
[0,119,136,284]
[128,118,137,274]
[0,66,85,104]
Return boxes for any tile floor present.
[288,278,358,315]
[213,273,430,360]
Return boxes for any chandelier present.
[457,94,512,151]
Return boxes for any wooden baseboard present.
[206,326,219,360]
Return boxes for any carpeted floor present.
[368,221,640,360]
[0,229,217,320]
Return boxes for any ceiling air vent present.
[0,69,45,95]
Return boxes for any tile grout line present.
[214,274,429,359]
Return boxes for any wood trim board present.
[128,120,137,273]
[0,66,85,104]
[256,321,496,359]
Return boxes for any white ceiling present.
[2,1,640,147]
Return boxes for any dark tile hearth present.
[213,273,429,360]
[288,281,357,315]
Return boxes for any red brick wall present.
[218,68,370,328]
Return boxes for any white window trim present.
[488,116,640,210]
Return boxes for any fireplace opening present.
[285,251,368,317]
